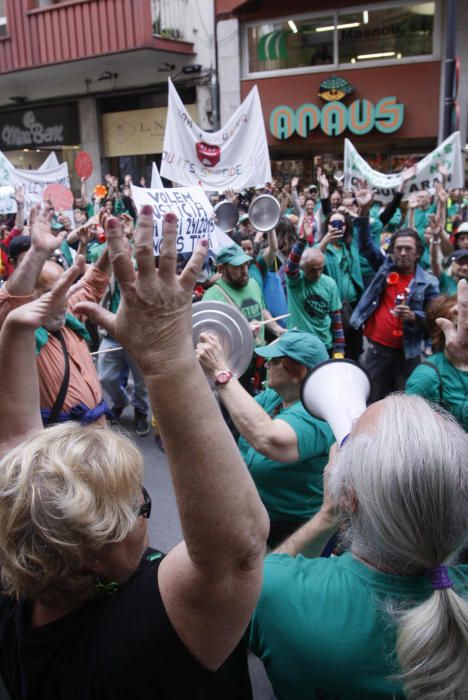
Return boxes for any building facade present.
[0,0,216,190]
[216,0,468,184]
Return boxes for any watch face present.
[215,371,232,385]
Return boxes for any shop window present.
[245,1,436,75]
[0,0,7,38]
[338,4,435,64]
[247,16,334,73]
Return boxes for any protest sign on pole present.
[0,150,71,216]
[131,184,228,255]
[161,79,272,192]
[344,131,463,202]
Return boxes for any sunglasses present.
[138,486,152,519]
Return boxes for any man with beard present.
[203,243,285,396]
[0,206,111,426]
[203,243,285,346]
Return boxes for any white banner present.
[131,184,229,255]
[0,151,71,216]
[39,151,60,171]
[344,131,464,202]
[161,79,272,192]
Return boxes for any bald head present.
[36,261,64,297]
[301,248,325,283]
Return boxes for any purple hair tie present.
[426,565,453,590]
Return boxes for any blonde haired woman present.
[0,209,268,698]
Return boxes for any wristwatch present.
[214,370,234,387]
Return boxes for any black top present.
[0,549,252,700]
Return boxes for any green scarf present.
[35,313,91,355]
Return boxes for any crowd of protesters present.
[0,159,467,700]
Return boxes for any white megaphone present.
[301,359,371,446]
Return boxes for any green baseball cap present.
[216,243,252,267]
[255,329,328,368]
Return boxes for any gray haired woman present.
[248,392,468,699]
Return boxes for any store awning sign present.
[270,75,404,138]
[131,184,228,255]
[161,79,272,191]
[0,150,71,216]
[344,131,463,202]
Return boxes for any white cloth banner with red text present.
[344,131,463,202]
[161,79,272,192]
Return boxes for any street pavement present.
[116,409,275,700]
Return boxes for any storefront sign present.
[0,105,79,150]
[102,104,198,158]
[270,96,404,138]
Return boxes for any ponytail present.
[395,588,468,699]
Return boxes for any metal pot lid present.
[192,300,254,378]
[248,194,281,232]
[213,200,239,232]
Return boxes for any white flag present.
[161,79,272,192]
[344,132,464,202]
[150,162,164,189]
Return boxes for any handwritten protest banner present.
[131,184,228,255]
[344,131,463,202]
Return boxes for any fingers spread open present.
[180,239,209,293]
[158,213,179,281]
[134,206,156,277]
[105,216,136,290]
[74,301,117,337]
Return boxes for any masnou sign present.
[269,76,404,139]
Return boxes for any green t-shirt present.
[286,272,341,350]
[439,271,458,296]
[249,552,468,700]
[238,389,334,522]
[405,352,468,431]
[203,277,266,343]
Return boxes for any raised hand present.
[291,176,299,189]
[13,185,25,207]
[353,180,375,212]
[30,205,65,254]
[436,279,468,370]
[7,257,85,331]
[75,207,208,375]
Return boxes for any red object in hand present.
[42,184,74,211]
[386,271,400,285]
[195,142,221,167]
[75,151,93,180]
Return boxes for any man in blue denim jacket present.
[350,186,439,402]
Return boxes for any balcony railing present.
[151,0,189,42]
[0,0,193,75]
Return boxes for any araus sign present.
[269,75,404,139]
